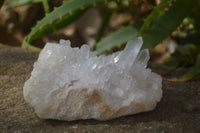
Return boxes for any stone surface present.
[23,38,162,121]
[0,45,200,133]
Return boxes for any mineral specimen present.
[23,37,162,121]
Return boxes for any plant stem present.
[22,39,41,52]
[42,0,50,14]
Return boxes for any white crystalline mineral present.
[23,37,162,121]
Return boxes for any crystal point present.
[116,37,143,69]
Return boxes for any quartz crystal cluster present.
[23,37,162,121]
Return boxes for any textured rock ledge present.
[1,44,200,132]
[23,37,162,121]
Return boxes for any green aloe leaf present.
[180,51,200,81]
[138,0,174,36]
[22,0,112,51]
[95,24,139,54]
[6,0,42,8]
[142,0,196,50]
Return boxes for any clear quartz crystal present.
[59,39,71,46]
[23,37,162,121]
[115,37,143,70]
[132,49,150,69]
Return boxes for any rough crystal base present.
[23,37,162,121]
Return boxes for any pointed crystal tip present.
[115,37,143,70]
[59,40,71,46]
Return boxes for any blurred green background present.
[0,0,200,81]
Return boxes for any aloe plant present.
[180,52,200,81]
[95,24,139,54]
[138,0,174,36]
[141,0,196,49]
[16,0,112,51]
[6,0,42,8]
[6,0,200,81]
